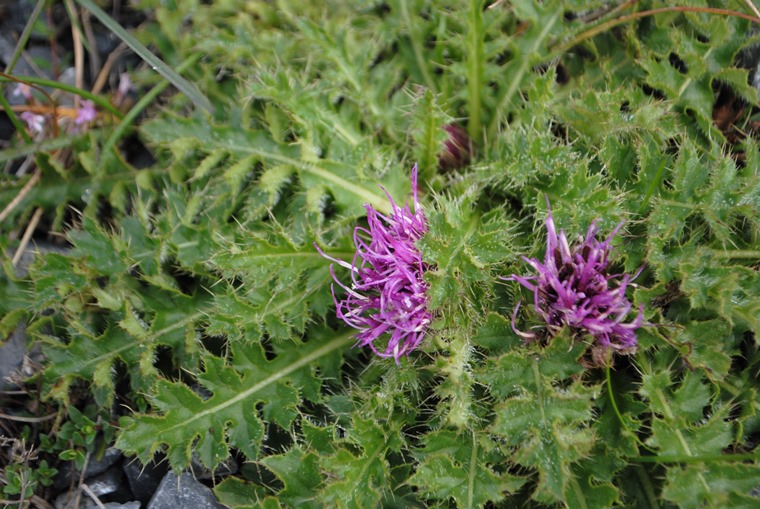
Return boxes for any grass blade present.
[74,0,214,114]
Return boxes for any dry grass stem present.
[0,169,41,224]
[92,42,127,95]
[12,207,44,267]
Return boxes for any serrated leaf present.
[662,463,760,509]
[43,296,207,402]
[317,416,402,509]
[647,412,733,459]
[260,447,322,508]
[69,218,128,275]
[409,430,524,508]
[213,477,267,509]
[116,329,351,470]
[140,116,396,215]
[674,320,734,375]
[471,312,521,355]
[488,351,597,504]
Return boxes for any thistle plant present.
[509,201,644,357]
[2,1,760,508]
[316,165,430,363]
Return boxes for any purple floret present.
[75,100,97,125]
[316,165,431,363]
[508,201,643,351]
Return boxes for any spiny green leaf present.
[674,320,734,375]
[488,351,598,504]
[662,462,760,509]
[409,430,524,508]
[434,333,475,429]
[42,294,207,404]
[409,89,452,180]
[69,218,128,275]
[213,477,267,509]
[116,329,351,470]
[641,370,735,462]
[260,448,322,509]
[563,463,619,509]
[479,336,586,399]
[317,416,403,509]
[140,116,399,215]
[471,312,521,355]
[421,190,515,312]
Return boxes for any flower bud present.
[438,124,473,171]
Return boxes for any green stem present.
[629,452,756,464]
[605,361,626,427]
[606,360,654,453]
[0,75,123,119]
[708,249,760,260]
[633,465,660,509]
[466,0,485,144]
[0,130,101,164]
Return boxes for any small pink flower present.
[20,112,45,134]
[507,199,643,352]
[115,73,135,104]
[75,100,97,125]
[12,84,32,101]
[316,165,431,363]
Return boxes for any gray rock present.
[54,447,123,491]
[54,492,86,509]
[123,458,167,505]
[0,323,27,390]
[54,493,141,509]
[148,472,224,509]
[0,0,35,43]
[190,452,238,481]
[86,466,124,497]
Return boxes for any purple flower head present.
[508,199,643,353]
[75,100,97,125]
[316,165,431,363]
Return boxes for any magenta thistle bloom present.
[316,165,431,363]
[508,202,643,352]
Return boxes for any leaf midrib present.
[161,332,354,434]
